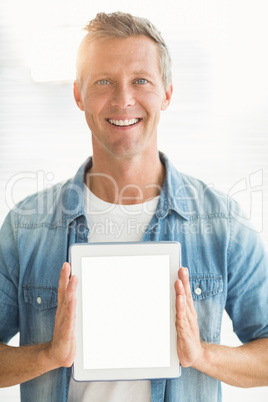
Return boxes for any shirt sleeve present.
[0,210,20,343]
[225,198,268,343]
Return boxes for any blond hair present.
[76,11,172,89]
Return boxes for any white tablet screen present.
[81,254,170,370]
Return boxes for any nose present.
[111,83,135,108]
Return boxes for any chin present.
[106,141,147,159]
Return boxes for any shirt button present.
[194,286,202,296]
[37,296,42,304]
[157,210,166,219]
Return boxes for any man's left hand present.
[174,267,204,367]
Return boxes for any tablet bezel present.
[70,241,181,382]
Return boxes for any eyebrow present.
[91,71,155,80]
[89,73,111,81]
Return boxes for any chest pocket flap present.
[190,274,223,300]
[23,284,58,344]
[23,285,58,311]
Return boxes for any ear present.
[161,84,173,111]
[73,80,85,111]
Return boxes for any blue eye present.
[98,80,110,85]
[136,79,148,85]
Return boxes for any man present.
[0,11,268,402]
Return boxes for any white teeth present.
[108,118,139,126]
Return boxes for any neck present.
[85,150,165,205]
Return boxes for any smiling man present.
[0,11,268,402]
[73,33,171,206]
[74,35,171,159]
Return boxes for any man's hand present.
[174,267,268,387]
[47,262,78,369]
[0,263,78,387]
[174,267,204,368]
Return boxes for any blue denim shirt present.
[0,152,268,402]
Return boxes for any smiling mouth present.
[106,118,141,127]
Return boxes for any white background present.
[0,0,268,400]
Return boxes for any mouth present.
[106,118,142,127]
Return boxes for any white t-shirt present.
[67,185,159,402]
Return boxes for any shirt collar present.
[157,152,192,221]
[64,152,191,227]
[62,157,92,227]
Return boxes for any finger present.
[55,275,78,337]
[178,267,190,296]
[174,280,191,337]
[62,273,78,312]
[67,275,78,305]
[57,263,71,313]
[178,267,195,312]
[174,280,187,318]
[177,269,198,331]
[63,276,78,333]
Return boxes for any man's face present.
[74,35,172,160]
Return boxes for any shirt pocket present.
[23,285,58,344]
[190,274,223,342]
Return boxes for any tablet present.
[70,241,181,382]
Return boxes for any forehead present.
[78,35,161,79]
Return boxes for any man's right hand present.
[0,262,78,388]
[47,262,78,369]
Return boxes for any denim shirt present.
[0,152,268,402]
